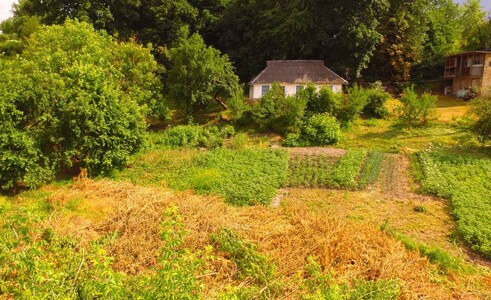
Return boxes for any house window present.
[261,85,270,96]
[295,85,304,93]
[473,57,483,65]
[445,58,457,68]
[281,86,286,95]
[330,85,334,91]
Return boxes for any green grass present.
[383,227,478,276]
[337,117,477,153]
[418,151,491,258]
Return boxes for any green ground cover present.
[112,147,289,206]
[418,151,491,258]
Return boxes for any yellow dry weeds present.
[45,178,484,299]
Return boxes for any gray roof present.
[249,60,348,85]
[445,50,491,58]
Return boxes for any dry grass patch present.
[44,178,490,298]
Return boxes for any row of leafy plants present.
[416,151,491,258]
[287,150,369,189]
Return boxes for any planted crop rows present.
[358,151,385,188]
[287,150,368,189]
[418,152,491,258]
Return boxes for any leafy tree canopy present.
[0,20,165,191]
[166,27,240,116]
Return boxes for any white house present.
[248,60,348,99]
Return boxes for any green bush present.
[161,125,202,147]
[161,124,235,148]
[363,83,390,118]
[338,84,368,127]
[470,94,491,143]
[399,86,437,129]
[0,20,162,190]
[252,82,306,134]
[300,84,342,117]
[227,90,250,124]
[301,114,341,146]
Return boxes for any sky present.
[0,0,16,23]
[1,0,491,23]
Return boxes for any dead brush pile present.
[46,178,460,298]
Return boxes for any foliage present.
[226,90,250,124]
[213,0,389,80]
[252,83,307,134]
[469,94,491,143]
[0,20,166,190]
[417,151,491,258]
[11,0,200,49]
[338,85,369,127]
[161,124,235,149]
[301,84,342,117]
[300,114,341,146]
[367,0,428,81]
[414,0,462,79]
[399,86,437,129]
[166,28,240,116]
[0,15,41,56]
[0,203,206,299]
[212,228,277,286]
[363,82,391,118]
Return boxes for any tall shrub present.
[0,20,161,191]
[338,85,368,127]
[470,93,491,142]
[252,83,306,134]
[302,84,342,117]
[363,83,390,118]
[399,86,437,129]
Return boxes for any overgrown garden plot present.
[417,152,491,258]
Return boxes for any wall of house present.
[249,83,343,99]
[481,53,491,93]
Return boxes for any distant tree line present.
[2,0,491,82]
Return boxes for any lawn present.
[338,96,477,153]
